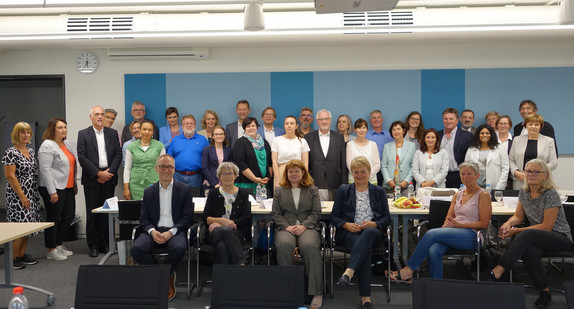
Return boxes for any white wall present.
[1,39,573,235]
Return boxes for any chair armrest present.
[319,221,327,249]
[188,222,200,243]
[131,225,141,242]
[416,220,429,240]
[329,224,336,250]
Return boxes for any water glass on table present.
[494,191,503,205]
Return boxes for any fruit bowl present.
[393,197,422,209]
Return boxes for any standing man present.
[225,100,251,148]
[257,107,285,146]
[103,108,117,128]
[305,109,347,198]
[298,107,316,136]
[513,99,558,156]
[167,114,209,188]
[77,105,122,257]
[437,107,473,188]
[121,101,159,144]
[365,110,393,186]
[131,154,194,301]
[460,109,477,134]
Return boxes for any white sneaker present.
[57,245,73,256]
[47,250,67,261]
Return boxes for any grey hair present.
[104,108,117,117]
[459,161,480,175]
[523,159,557,192]
[155,154,175,166]
[217,162,240,178]
[315,109,332,119]
[90,105,103,115]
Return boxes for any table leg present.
[392,214,399,263]
[402,215,409,262]
[98,212,118,265]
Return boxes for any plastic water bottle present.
[407,182,415,199]
[394,185,401,201]
[260,185,267,200]
[486,184,492,196]
[8,287,28,309]
[255,183,262,202]
[459,183,465,192]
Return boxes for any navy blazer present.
[203,187,252,241]
[437,128,473,167]
[140,180,195,234]
[201,145,233,189]
[77,126,122,186]
[330,183,391,244]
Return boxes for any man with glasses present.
[131,154,195,301]
[305,109,347,197]
[298,107,316,136]
[257,107,285,145]
[103,108,117,128]
[167,114,209,188]
[225,100,251,148]
[121,101,159,145]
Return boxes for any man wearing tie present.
[305,109,347,198]
[77,105,122,257]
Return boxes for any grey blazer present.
[509,134,557,189]
[38,139,78,194]
[412,149,449,189]
[271,185,321,231]
[225,121,239,149]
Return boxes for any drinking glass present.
[494,191,503,204]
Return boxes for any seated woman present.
[271,159,323,309]
[490,159,573,309]
[388,161,492,281]
[203,162,252,265]
[331,156,391,309]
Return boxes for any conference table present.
[0,222,55,306]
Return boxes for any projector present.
[315,0,399,14]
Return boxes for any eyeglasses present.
[132,109,145,112]
[317,118,331,122]
[300,114,313,118]
[263,113,275,117]
[525,170,545,176]
[220,172,235,177]
[157,165,174,171]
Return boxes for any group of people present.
[2,98,570,308]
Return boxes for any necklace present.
[140,141,150,146]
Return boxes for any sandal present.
[386,270,413,284]
[310,296,323,309]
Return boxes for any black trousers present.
[83,182,114,249]
[39,186,76,249]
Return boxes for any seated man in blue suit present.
[131,154,195,301]
[437,107,473,188]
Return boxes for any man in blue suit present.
[131,154,195,301]
[437,107,473,188]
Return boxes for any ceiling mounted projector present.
[315,0,399,14]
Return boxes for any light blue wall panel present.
[313,70,421,132]
[270,72,314,127]
[125,74,166,126]
[421,70,466,131]
[165,73,271,127]
[466,67,574,154]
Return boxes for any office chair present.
[564,281,574,309]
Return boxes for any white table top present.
[0,222,54,244]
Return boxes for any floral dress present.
[2,147,42,231]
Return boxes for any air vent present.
[343,11,413,27]
[67,16,133,32]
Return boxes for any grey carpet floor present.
[0,235,572,309]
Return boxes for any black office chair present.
[117,200,142,262]
[416,199,483,281]
[564,281,574,309]
[194,219,256,296]
[412,278,526,309]
[75,264,170,309]
[566,195,574,203]
[329,225,392,302]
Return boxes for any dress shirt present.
[263,126,276,145]
[151,179,177,236]
[237,121,245,140]
[440,126,458,172]
[93,126,108,168]
[319,130,330,157]
[365,128,393,160]
[497,132,513,154]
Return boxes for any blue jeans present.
[406,227,477,278]
[173,171,203,188]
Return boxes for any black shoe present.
[99,246,109,254]
[13,257,25,270]
[20,254,38,265]
[361,301,373,309]
[535,290,551,309]
[89,247,99,258]
[338,274,351,287]
[0,247,4,255]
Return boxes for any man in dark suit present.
[121,101,159,145]
[513,99,558,156]
[305,109,347,198]
[225,100,251,148]
[437,107,473,188]
[77,105,122,257]
[131,154,195,301]
[460,109,477,134]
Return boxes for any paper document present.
[102,196,119,210]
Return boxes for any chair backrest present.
[118,200,142,240]
[211,265,304,308]
[191,186,202,197]
[567,195,574,203]
[564,281,574,309]
[563,204,574,234]
[75,265,169,309]
[428,200,452,230]
[412,278,526,309]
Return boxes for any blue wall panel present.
[421,70,465,131]
[124,74,166,126]
[270,72,314,128]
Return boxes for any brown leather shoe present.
[168,272,176,301]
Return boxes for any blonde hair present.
[11,122,33,145]
[350,156,371,174]
[522,159,557,193]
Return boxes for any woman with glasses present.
[203,162,252,265]
[404,111,425,149]
[489,159,572,309]
[509,114,557,190]
[202,126,233,190]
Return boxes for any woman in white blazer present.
[509,114,557,190]
[412,128,449,189]
[464,124,509,190]
[38,118,77,261]
[381,121,416,192]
